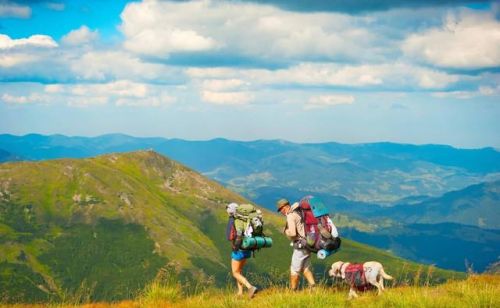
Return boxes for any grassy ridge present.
[135,275,500,307]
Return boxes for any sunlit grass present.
[4,274,496,308]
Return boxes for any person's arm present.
[284,213,298,238]
[327,217,339,237]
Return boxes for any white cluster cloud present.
[37,80,177,108]
[202,79,245,91]
[0,34,61,79]
[0,2,30,18]
[202,90,253,106]
[402,11,500,69]
[69,80,148,98]
[119,0,379,61]
[304,94,355,110]
[0,34,58,50]
[61,26,99,46]
[0,53,37,67]
[433,84,500,100]
[115,95,175,107]
[121,1,217,56]
[69,50,181,82]
[198,77,253,105]
[1,93,48,104]
[189,62,462,90]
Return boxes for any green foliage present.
[0,262,50,303]
[38,219,167,302]
[0,202,42,241]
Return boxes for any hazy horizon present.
[1,131,499,150]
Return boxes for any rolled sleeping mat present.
[317,248,337,259]
[241,236,273,250]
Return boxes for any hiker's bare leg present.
[290,273,300,290]
[231,259,252,291]
[303,267,316,286]
[236,280,243,295]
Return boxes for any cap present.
[276,198,290,212]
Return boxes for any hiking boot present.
[248,286,258,299]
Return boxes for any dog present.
[329,261,394,299]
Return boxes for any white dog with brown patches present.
[329,261,394,299]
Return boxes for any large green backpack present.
[234,203,264,237]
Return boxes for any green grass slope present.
[139,274,499,308]
[0,151,462,303]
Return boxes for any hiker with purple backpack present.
[277,198,317,290]
[277,196,341,290]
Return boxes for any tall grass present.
[2,275,498,308]
[163,274,499,308]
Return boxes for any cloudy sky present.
[1,0,499,148]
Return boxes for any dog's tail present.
[380,267,394,280]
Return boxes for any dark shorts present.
[231,250,252,261]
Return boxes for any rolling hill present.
[0,151,461,303]
[383,181,500,229]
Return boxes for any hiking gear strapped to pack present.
[235,203,264,238]
[317,248,335,259]
[344,263,372,291]
[226,215,237,241]
[297,195,341,254]
[241,236,273,249]
[227,203,272,251]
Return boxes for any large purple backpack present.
[298,195,340,253]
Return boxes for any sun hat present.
[276,198,290,212]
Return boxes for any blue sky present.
[0,0,499,148]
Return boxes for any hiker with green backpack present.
[226,202,272,298]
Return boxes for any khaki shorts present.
[290,248,311,275]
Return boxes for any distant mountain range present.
[342,222,500,272]
[1,151,455,303]
[253,181,500,230]
[0,148,21,163]
[1,133,499,204]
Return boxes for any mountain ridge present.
[2,133,499,204]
